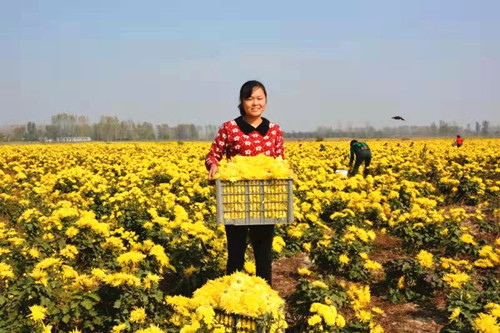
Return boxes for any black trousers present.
[225,224,274,286]
[351,149,372,177]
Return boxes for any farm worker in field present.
[455,135,463,147]
[205,80,285,286]
[348,139,371,177]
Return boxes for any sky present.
[1,0,499,131]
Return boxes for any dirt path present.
[272,253,447,333]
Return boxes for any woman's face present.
[242,87,267,118]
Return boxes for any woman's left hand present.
[208,164,218,180]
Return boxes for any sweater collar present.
[235,116,270,136]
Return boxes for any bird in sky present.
[391,116,406,121]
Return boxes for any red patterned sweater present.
[205,116,285,171]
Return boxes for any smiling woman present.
[205,80,285,286]
[205,80,285,179]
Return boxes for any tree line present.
[0,113,497,142]
[285,120,497,139]
[0,113,219,142]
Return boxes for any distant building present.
[56,137,92,142]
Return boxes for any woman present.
[205,80,284,286]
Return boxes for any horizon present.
[0,113,497,131]
[1,114,496,133]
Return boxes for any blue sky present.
[1,0,499,131]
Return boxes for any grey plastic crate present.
[214,309,286,333]
[215,179,293,225]
[214,310,263,332]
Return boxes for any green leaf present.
[82,299,93,310]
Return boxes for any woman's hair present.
[350,139,358,147]
[238,80,267,116]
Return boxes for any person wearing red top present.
[455,135,463,148]
[205,80,284,286]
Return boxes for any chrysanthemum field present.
[0,139,499,333]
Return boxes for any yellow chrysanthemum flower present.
[244,261,256,275]
[298,267,312,276]
[311,281,329,289]
[339,254,350,264]
[473,313,500,333]
[130,307,147,323]
[443,272,471,288]
[416,250,434,269]
[450,307,461,321]
[29,305,48,322]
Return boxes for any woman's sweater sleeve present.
[205,125,228,171]
[275,126,285,159]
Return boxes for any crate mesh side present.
[220,180,289,221]
[215,310,261,332]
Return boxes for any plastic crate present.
[215,310,263,332]
[214,309,285,333]
[215,179,293,225]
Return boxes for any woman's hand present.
[208,164,218,180]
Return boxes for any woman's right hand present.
[208,164,218,180]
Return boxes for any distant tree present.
[174,124,199,140]
[475,122,481,136]
[136,122,155,140]
[176,125,189,140]
[26,121,39,141]
[44,125,58,140]
[317,126,333,137]
[190,124,199,139]
[430,122,437,136]
[117,120,137,141]
[51,113,78,137]
[203,124,218,140]
[448,123,461,137]
[481,120,489,136]
[157,124,170,140]
[438,120,449,136]
[465,123,472,136]
[94,116,120,141]
[76,116,91,137]
[12,126,27,141]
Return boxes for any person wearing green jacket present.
[349,140,371,177]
